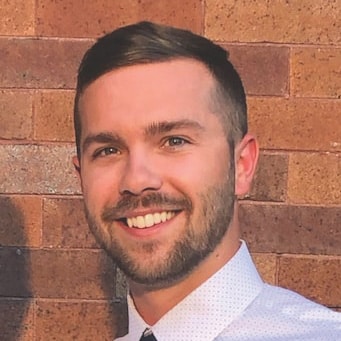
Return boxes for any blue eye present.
[165,137,187,147]
[94,147,119,158]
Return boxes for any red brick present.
[35,300,127,340]
[278,256,341,307]
[224,45,289,96]
[0,144,80,195]
[0,90,33,140]
[0,247,32,297]
[0,0,35,36]
[42,198,98,248]
[249,153,288,202]
[36,0,136,37]
[240,203,341,255]
[288,153,340,204]
[34,90,75,142]
[0,299,34,341]
[0,195,42,247]
[139,0,203,34]
[0,248,118,300]
[248,97,341,152]
[205,0,341,44]
[291,48,341,98]
[29,249,116,299]
[36,0,203,38]
[0,38,92,89]
[251,253,277,285]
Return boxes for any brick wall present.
[0,1,340,339]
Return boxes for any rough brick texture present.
[1,1,340,338]
[0,0,35,36]
[0,144,80,195]
[288,153,340,205]
[0,90,33,140]
[35,301,127,340]
[291,48,341,98]
[42,198,98,248]
[34,90,75,142]
[225,45,289,96]
[0,38,92,89]
[36,0,203,38]
[0,299,34,341]
[278,256,341,307]
[249,153,288,202]
[205,0,341,44]
[240,203,341,255]
[0,196,42,247]
[248,97,341,152]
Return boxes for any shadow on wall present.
[75,195,128,338]
[99,244,128,338]
[0,197,32,340]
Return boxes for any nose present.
[119,150,163,196]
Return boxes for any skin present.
[73,59,259,325]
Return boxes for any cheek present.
[165,149,230,192]
[81,166,120,211]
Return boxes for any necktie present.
[139,328,157,341]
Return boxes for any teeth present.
[161,212,167,222]
[136,216,145,229]
[154,213,161,224]
[145,214,154,228]
[126,211,175,229]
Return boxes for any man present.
[73,21,341,340]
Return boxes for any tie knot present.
[139,328,157,341]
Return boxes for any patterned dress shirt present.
[116,241,341,340]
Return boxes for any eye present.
[163,136,189,148]
[93,146,120,158]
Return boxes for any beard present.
[84,167,235,288]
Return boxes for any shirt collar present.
[118,241,264,341]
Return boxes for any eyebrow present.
[145,119,205,136]
[82,132,125,153]
[82,120,205,153]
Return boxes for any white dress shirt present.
[116,241,341,340]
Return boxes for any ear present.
[72,155,81,178]
[234,134,259,196]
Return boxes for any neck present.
[129,215,241,325]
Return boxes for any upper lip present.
[117,208,181,220]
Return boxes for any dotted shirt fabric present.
[115,241,341,341]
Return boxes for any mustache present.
[101,192,193,222]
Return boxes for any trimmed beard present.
[84,166,235,288]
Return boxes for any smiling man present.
[73,22,341,340]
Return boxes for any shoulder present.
[217,284,341,340]
[260,283,340,317]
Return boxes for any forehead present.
[84,58,213,90]
[78,59,218,136]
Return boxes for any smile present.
[126,211,176,229]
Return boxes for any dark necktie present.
[139,328,157,341]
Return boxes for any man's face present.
[76,59,236,287]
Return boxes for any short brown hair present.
[74,21,247,157]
